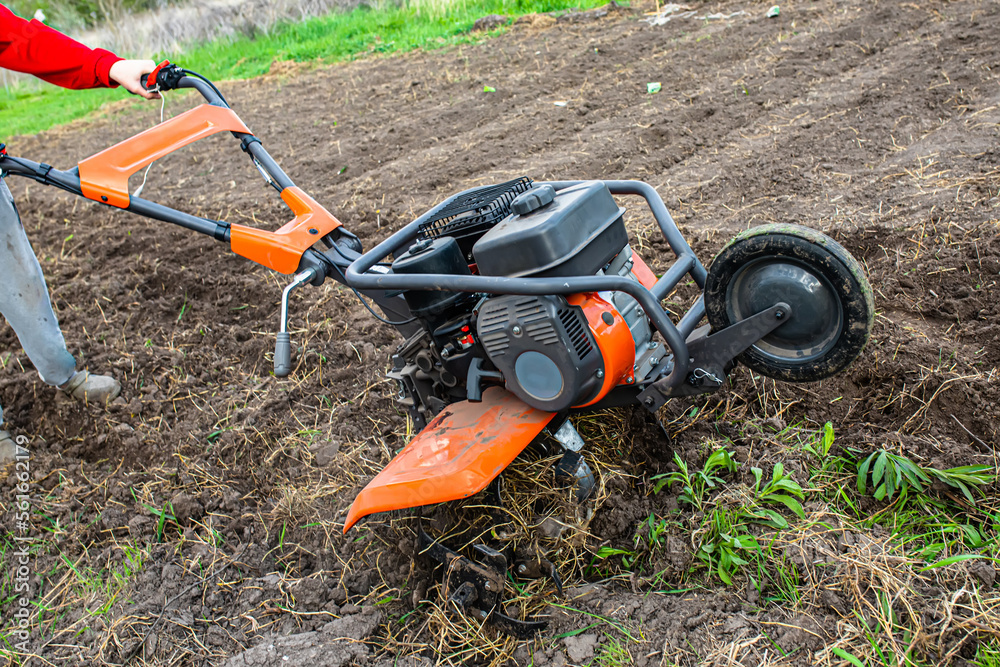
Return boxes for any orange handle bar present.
[77,103,340,275]
[78,104,251,208]
[230,187,342,274]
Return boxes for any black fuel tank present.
[471,181,628,278]
[391,236,471,317]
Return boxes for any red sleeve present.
[0,4,123,89]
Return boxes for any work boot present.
[0,430,27,464]
[60,370,121,405]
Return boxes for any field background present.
[1,0,999,665]
[0,0,608,134]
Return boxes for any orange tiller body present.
[568,292,637,408]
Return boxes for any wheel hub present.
[726,258,844,363]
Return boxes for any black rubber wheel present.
[704,224,874,382]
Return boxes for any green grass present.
[634,417,999,594]
[0,0,608,137]
[593,637,634,666]
[622,414,999,664]
[976,640,1000,667]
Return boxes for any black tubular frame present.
[0,157,235,240]
[344,181,709,392]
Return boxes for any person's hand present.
[109,60,161,100]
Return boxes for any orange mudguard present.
[344,387,555,532]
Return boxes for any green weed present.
[695,507,763,585]
[857,449,993,503]
[747,463,806,529]
[142,502,178,542]
[651,448,737,510]
[975,639,1000,667]
[692,464,804,585]
[803,421,835,460]
[593,637,634,666]
[647,442,809,586]
[546,602,643,643]
[590,546,639,572]
[634,512,671,552]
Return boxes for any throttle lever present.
[140,61,183,92]
[140,60,168,91]
[275,269,317,377]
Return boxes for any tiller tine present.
[514,556,563,595]
[343,386,555,532]
[418,522,548,639]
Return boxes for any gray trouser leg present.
[0,178,77,424]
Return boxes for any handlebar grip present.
[140,73,150,90]
[274,332,293,377]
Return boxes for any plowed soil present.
[2,0,998,664]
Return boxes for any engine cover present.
[472,181,628,278]
[477,295,604,412]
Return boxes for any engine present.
[388,180,662,428]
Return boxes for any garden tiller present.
[0,63,874,636]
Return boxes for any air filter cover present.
[472,181,627,278]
